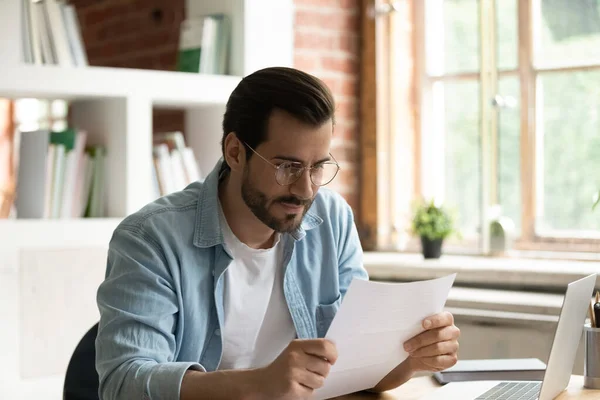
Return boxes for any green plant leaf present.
[593,191,600,211]
[411,199,457,240]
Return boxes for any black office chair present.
[63,322,100,400]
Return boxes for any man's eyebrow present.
[272,155,332,164]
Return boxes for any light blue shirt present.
[95,159,369,400]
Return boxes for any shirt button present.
[215,329,221,336]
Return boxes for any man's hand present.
[403,311,460,372]
[252,339,338,400]
[369,311,460,393]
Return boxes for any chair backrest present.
[63,322,100,400]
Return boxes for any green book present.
[50,128,77,151]
[177,18,205,73]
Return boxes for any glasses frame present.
[243,142,340,187]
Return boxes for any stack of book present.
[21,0,88,67]
[15,128,105,218]
[152,131,202,198]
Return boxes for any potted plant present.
[411,199,456,259]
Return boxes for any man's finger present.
[305,356,332,378]
[297,367,326,390]
[408,339,459,358]
[421,354,459,371]
[299,339,338,365]
[404,325,460,352]
[422,311,454,330]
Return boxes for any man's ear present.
[223,132,246,173]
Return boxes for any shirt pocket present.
[315,293,342,338]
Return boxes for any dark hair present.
[221,66,335,169]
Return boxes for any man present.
[95,66,460,400]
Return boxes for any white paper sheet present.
[311,273,457,400]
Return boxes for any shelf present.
[0,64,242,107]
[0,218,122,250]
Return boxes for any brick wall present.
[293,0,360,213]
[71,0,360,213]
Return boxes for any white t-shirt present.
[217,208,297,370]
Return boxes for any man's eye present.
[282,164,303,175]
[279,162,298,168]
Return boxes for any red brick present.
[296,10,359,31]
[321,55,358,75]
[334,123,358,141]
[295,31,337,51]
[319,76,357,99]
[337,33,359,54]
[156,50,177,70]
[294,53,320,71]
[341,78,358,97]
[125,54,155,69]
[116,30,173,55]
[339,0,359,9]
[345,194,359,215]
[86,40,121,60]
[83,4,132,26]
[153,109,185,133]
[330,12,359,31]
[337,77,358,97]
[330,143,358,164]
[328,168,358,193]
[320,76,341,94]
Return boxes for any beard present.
[241,168,313,233]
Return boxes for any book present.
[152,131,202,197]
[433,358,547,384]
[176,14,230,74]
[15,130,50,218]
[177,17,205,73]
[21,0,88,67]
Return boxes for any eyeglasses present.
[243,142,340,186]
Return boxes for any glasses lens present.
[276,163,303,185]
[311,163,339,186]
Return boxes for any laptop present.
[420,273,597,400]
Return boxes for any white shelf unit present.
[0,0,294,398]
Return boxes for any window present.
[373,0,600,254]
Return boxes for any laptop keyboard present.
[475,381,541,400]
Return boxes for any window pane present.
[444,81,481,235]
[536,0,600,66]
[425,0,479,75]
[537,71,600,233]
[496,0,518,70]
[497,77,521,235]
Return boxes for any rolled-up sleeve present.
[96,225,204,400]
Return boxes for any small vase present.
[420,237,443,259]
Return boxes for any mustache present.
[276,196,311,207]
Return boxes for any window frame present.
[360,0,600,255]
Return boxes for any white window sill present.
[363,251,600,293]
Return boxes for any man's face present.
[241,109,333,233]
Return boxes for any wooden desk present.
[336,375,599,399]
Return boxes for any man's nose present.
[290,169,314,200]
